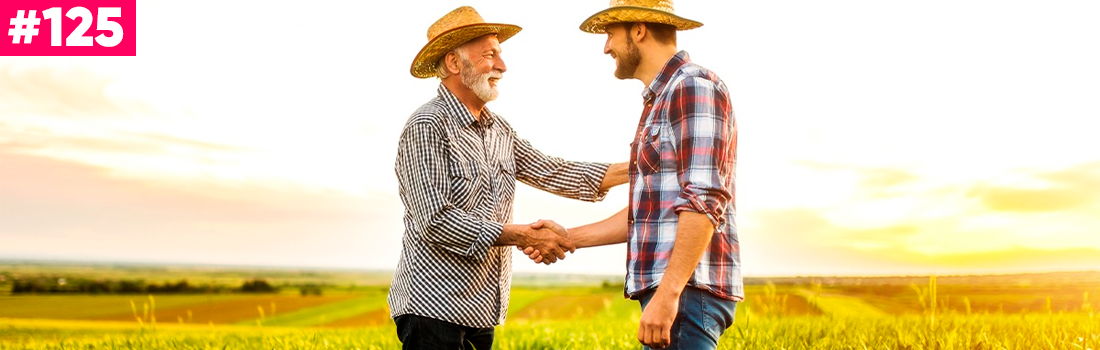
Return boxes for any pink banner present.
[2,0,135,56]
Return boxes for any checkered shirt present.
[626,51,742,301]
[389,84,611,327]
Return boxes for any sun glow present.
[2,1,1099,276]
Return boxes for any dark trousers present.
[395,314,494,350]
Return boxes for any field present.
[1,262,1099,349]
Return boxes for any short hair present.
[435,54,452,79]
[435,41,479,79]
[618,22,677,45]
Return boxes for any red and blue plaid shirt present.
[626,51,742,301]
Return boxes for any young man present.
[527,0,740,348]
[391,6,628,350]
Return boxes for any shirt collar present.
[641,50,692,103]
[438,83,495,128]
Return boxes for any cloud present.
[971,162,1100,212]
[4,127,246,157]
[976,187,1091,212]
[923,247,1100,273]
[1,118,255,183]
[0,149,405,270]
[746,208,917,251]
[0,67,154,118]
[740,207,1100,276]
[739,208,924,276]
[838,246,1100,276]
[858,168,920,190]
[0,148,363,231]
[792,161,922,192]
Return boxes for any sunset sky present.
[2,0,1099,277]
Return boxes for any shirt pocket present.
[498,159,516,182]
[637,125,673,175]
[448,158,479,209]
[496,159,517,204]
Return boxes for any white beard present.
[461,60,502,102]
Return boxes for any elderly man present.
[390,6,628,349]
[526,0,741,349]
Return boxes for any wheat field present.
[2,266,1099,349]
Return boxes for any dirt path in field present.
[510,294,614,320]
[320,307,392,328]
[93,295,359,325]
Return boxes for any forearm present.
[410,205,503,257]
[495,224,535,247]
[571,207,629,248]
[400,177,503,257]
[514,137,614,202]
[654,211,715,297]
[519,161,611,202]
[502,221,575,263]
[598,162,629,192]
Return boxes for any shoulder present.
[401,97,451,139]
[671,63,727,94]
[405,97,449,127]
[665,64,734,121]
[489,111,515,132]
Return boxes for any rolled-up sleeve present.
[668,77,735,227]
[396,118,502,259]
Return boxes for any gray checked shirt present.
[388,84,611,328]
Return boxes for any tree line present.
[9,277,278,294]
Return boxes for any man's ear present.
[444,51,461,76]
[632,22,649,43]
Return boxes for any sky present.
[2,0,1099,277]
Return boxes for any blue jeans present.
[638,286,738,350]
[394,314,494,350]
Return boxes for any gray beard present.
[461,60,501,102]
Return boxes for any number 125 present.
[41,7,124,47]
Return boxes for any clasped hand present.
[515,219,574,265]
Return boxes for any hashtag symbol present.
[8,10,40,44]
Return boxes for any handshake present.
[513,219,575,265]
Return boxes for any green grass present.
[3,312,1099,349]
[506,288,560,318]
[0,294,245,319]
[809,293,890,318]
[5,265,1100,349]
[0,318,401,349]
[244,295,387,327]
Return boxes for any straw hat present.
[410,6,521,78]
[579,0,702,34]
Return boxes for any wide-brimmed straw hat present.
[579,0,702,34]
[410,6,521,78]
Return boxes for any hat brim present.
[410,23,521,78]
[579,6,702,34]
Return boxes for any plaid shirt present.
[626,51,742,301]
[389,84,611,328]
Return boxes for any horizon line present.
[3,258,1097,280]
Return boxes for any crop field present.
[1,264,1099,349]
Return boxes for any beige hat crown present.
[579,0,702,34]
[410,6,521,78]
